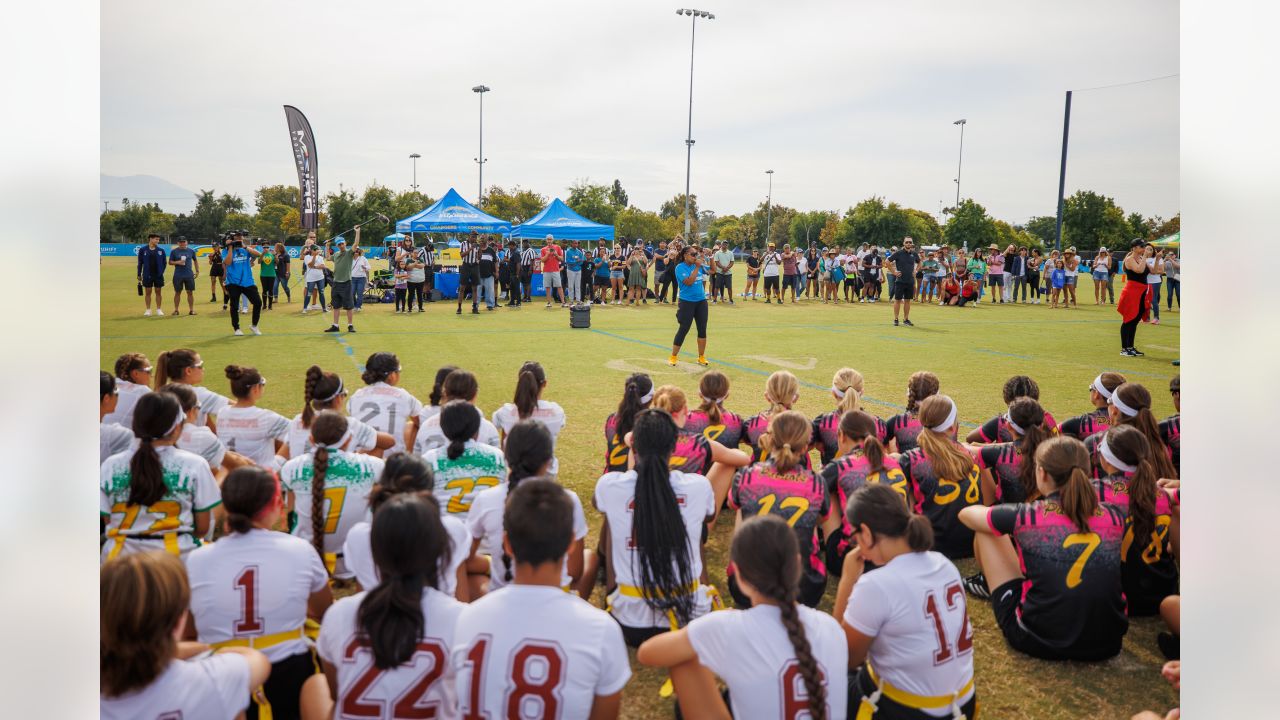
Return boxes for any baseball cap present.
[546,234,554,241]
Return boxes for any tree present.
[837,197,912,249]
[789,210,836,247]
[818,215,840,248]
[993,219,1040,250]
[254,185,299,213]
[252,203,293,242]
[100,210,119,242]
[904,208,943,247]
[609,179,628,209]
[1152,213,1179,239]
[566,180,617,225]
[615,207,665,242]
[220,212,253,234]
[146,211,177,238]
[1024,215,1058,247]
[190,190,228,241]
[113,199,160,241]
[217,193,245,215]
[1062,190,1129,251]
[480,185,546,224]
[324,188,360,241]
[942,199,999,250]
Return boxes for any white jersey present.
[100,422,135,463]
[317,589,464,720]
[843,551,975,711]
[287,414,378,458]
[100,445,221,562]
[102,378,150,428]
[216,405,290,469]
[187,529,328,662]
[761,252,782,277]
[492,400,566,475]
[594,469,715,628]
[413,410,501,456]
[348,382,423,456]
[688,604,849,720]
[422,441,509,519]
[100,655,251,720]
[451,585,631,720]
[466,483,588,591]
[194,385,231,427]
[421,404,442,424]
[343,516,471,597]
[279,449,383,579]
[180,422,226,470]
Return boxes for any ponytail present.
[153,348,198,390]
[128,393,182,507]
[1035,437,1097,533]
[615,373,653,439]
[500,420,556,582]
[440,401,481,461]
[1102,425,1159,544]
[697,371,730,425]
[1059,467,1098,533]
[840,411,886,473]
[760,411,810,473]
[366,454,434,514]
[309,411,349,564]
[832,368,864,415]
[730,516,827,720]
[513,361,546,419]
[302,365,323,428]
[764,371,799,415]
[1009,398,1051,501]
[221,466,278,535]
[630,409,696,625]
[429,365,459,407]
[1113,383,1177,479]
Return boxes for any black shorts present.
[990,577,1115,661]
[248,650,319,720]
[890,281,915,300]
[329,280,354,309]
[459,264,480,287]
[209,266,224,278]
[141,275,165,289]
[861,270,880,284]
[989,274,1005,287]
[763,276,780,293]
[172,276,196,292]
[594,275,611,287]
[617,622,666,649]
[847,666,977,720]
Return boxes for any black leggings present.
[260,277,275,309]
[658,268,676,302]
[1120,292,1149,349]
[407,281,425,311]
[673,299,708,347]
[227,284,261,331]
[1027,271,1041,298]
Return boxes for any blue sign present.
[100,243,389,259]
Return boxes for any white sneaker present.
[300,308,308,314]
[156,308,165,316]
[233,329,244,336]
[356,307,362,313]
[143,309,152,316]
[250,326,261,335]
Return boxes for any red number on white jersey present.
[340,637,448,719]
[924,581,974,665]
[780,659,826,720]
[233,566,263,635]
[460,637,566,720]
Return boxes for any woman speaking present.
[669,245,710,368]
[1118,238,1156,357]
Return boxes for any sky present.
[101,0,1179,224]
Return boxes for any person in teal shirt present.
[966,255,987,302]
[564,241,586,303]
[669,245,710,367]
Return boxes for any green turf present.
[101,258,1180,719]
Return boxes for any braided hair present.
[630,409,697,625]
[499,420,555,582]
[905,371,940,414]
[302,365,343,428]
[731,515,827,720]
[308,410,349,564]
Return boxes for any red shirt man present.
[540,236,566,306]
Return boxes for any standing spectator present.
[986,244,1006,304]
[167,236,198,316]
[743,248,761,300]
[565,239,585,304]
[1146,247,1166,324]
[350,246,370,312]
[1063,247,1081,308]
[780,244,799,302]
[207,238,226,305]
[658,239,680,303]
[713,241,735,304]
[1027,248,1043,304]
[651,240,669,302]
[256,240,276,311]
[861,246,883,302]
[591,239,612,305]
[795,249,809,300]
[420,236,437,302]
[1009,246,1028,303]
[1049,258,1067,308]
[761,242,782,303]
[458,231,482,315]
[1164,250,1180,311]
[404,240,427,313]
[137,233,167,316]
[478,238,499,310]
[323,230,359,333]
[392,258,409,312]
[540,235,566,307]
[273,242,292,304]
[301,241,327,314]
[805,244,821,298]
[888,237,921,327]
[519,238,537,303]
[919,249,941,303]
[222,230,263,336]
[607,242,627,304]
[1093,247,1114,305]
[966,251,987,303]
[626,243,648,306]
[843,246,861,302]
[1002,245,1016,301]
[504,240,523,306]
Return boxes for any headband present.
[1004,412,1025,436]
[639,389,654,404]
[1098,439,1136,473]
[700,394,725,406]
[930,397,958,433]
[319,429,353,451]
[1091,375,1114,400]
[1110,392,1139,417]
[315,378,345,404]
[831,385,847,399]
[164,405,185,438]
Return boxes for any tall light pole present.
[409,153,421,193]
[953,118,967,208]
[471,85,490,204]
[1053,91,1072,252]
[676,8,714,240]
[765,169,774,245]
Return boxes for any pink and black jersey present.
[729,462,829,587]
[987,495,1129,658]
[1093,473,1178,615]
[977,442,1030,503]
[1159,415,1180,475]
[1060,409,1110,441]
[819,453,909,561]
[670,431,713,476]
[685,409,744,449]
[742,412,813,469]
[885,412,925,453]
[899,446,982,559]
[1084,431,1173,479]
[812,410,889,465]
[603,413,629,473]
[975,411,1060,444]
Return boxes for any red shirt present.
[540,245,564,273]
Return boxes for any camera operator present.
[222,230,263,335]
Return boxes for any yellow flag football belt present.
[855,664,975,720]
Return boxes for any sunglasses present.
[192,361,204,369]
[140,366,153,374]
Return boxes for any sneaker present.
[1152,317,1161,325]
[546,302,552,308]
[347,325,355,333]
[156,309,165,316]
[188,311,196,316]
[668,355,678,367]
[325,325,339,332]
[893,319,899,326]
[472,306,480,314]
[233,328,244,336]
[963,572,991,600]
[697,356,709,366]
[300,308,308,315]
[903,319,914,327]
[1121,348,1136,357]
[1157,632,1180,660]
[859,298,865,303]
[249,326,261,335]
[765,299,771,304]
[1130,348,1145,356]
[143,309,152,316]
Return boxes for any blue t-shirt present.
[137,246,167,278]
[169,247,197,279]
[674,262,707,302]
[1050,268,1067,288]
[565,247,585,271]
[224,248,255,287]
[594,254,611,278]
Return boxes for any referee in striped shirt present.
[518,239,537,303]
[419,241,436,302]
[457,230,481,315]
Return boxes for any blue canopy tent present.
[511,198,615,241]
[395,188,513,234]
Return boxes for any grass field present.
[101,257,1181,719]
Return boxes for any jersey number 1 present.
[461,637,566,720]
[234,566,263,635]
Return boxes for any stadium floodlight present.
[952,119,967,207]
[472,86,491,203]
[675,8,715,239]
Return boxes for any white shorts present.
[543,271,563,288]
